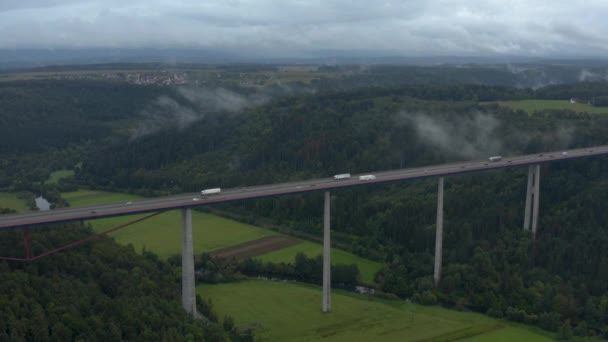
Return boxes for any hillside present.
[0,224,231,341]
[1,71,608,338]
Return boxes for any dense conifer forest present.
[0,224,247,341]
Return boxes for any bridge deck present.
[2,145,608,229]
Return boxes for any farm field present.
[62,190,276,258]
[256,240,383,284]
[46,169,75,184]
[464,326,555,342]
[494,100,608,114]
[0,192,31,212]
[197,280,558,342]
[62,190,142,207]
[61,190,382,283]
[209,236,299,260]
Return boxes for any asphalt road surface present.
[2,145,608,230]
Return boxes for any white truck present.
[333,173,351,180]
[488,156,502,162]
[359,175,376,181]
[201,188,221,195]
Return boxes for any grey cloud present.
[400,111,576,159]
[402,112,503,159]
[177,87,268,113]
[131,95,199,139]
[131,86,273,140]
[577,69,607,82]
[1,0,608,56]
[552,23,596,42]
[0,0,81,12]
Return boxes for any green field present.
[63,190,141,207]
[63,190,276,258]
[257,241,383,284]
[464,326,552,342]
[46,169,75,184]
[198,280,557,342]
[494,100,608,114]
[0,192,31,212]
[62,190,384,282]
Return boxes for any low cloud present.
[402,112,503,159]
[540,125,575,150]
[130,84,310,140]
[177,87,269,113]
[578,69,608,82]
[130,87,269,140]
[399,111,575,159]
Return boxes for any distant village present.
[101,71,190,85]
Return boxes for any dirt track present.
[209,236,299,260]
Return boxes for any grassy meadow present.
[198,280,559,342]
[0,192,31,212]
[46,169,75,184]
[494,100,608,114]
[257,240,383,284]
[61,190,382,284]
[62,190,276,258]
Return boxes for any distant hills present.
[1,48,607,70]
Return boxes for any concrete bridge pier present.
[181,208,197,317]
[322,191,332,313]
[433,177,444,288]
[523,164,541,238]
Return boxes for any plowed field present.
[210,236,299,260]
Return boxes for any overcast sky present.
[1,0,606,57]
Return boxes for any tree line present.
[190,252,360,288]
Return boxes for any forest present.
[2,65,608,339]
[0,224,251,341]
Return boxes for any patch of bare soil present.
[209,236,299,260]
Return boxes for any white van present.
[359,175,376,181]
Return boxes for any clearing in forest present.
[60,190,382,285]
[62,190,383,284]
[197,280,557,342]
[62,190,276,258]
[0,192,31,212]
[256,240,383,284]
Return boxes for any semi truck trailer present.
[201,188,221,195]
[333,173,351,180]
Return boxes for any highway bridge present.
[2,144,608,317]
[1,145,607,230]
